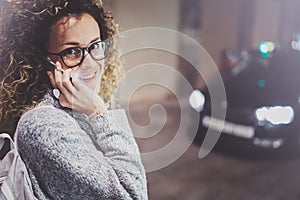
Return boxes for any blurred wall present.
[111,0,179,30]
[251,0,281,49]
[200,0,240,66]
[106,0,180,104]
[105,0,296,105]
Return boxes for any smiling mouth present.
[80,71,97,81]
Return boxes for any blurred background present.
[104,0,300,199]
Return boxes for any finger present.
[55,61,64,73]
[47,71,57,89]
[71,73,101,103]
[69,72,94,102]
[58,93,70,108]
[51,62,78,109]
[59,92,79,111]
[69,74,104,111]
[62,72,79,107]
[54,64,63,90]
[62,68,77,94]
[69,71,85,91]
[54,62,70,96]
[57,70,77,107]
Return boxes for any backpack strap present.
[0,133,15,152]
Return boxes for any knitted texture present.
[15,91,148,200]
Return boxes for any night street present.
[129,98,300,200]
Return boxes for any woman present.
[0,0,148,199]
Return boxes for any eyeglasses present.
[47,39,110,68]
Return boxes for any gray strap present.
[0,133,15,151]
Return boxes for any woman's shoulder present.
[19,105,73,125]
[16,105,78,139]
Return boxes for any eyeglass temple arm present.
[42,56,65,73]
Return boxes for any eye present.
[89,42,101,50]
[62,47,82,59]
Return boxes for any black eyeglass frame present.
[47,39,110,68]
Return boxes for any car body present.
[189,49,300,155]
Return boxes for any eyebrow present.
[62,37,101,46]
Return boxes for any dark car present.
[189,49,300,156]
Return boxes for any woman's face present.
[47,13,104,92]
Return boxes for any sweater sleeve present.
[87,109,148,199]
[16,106,148,200]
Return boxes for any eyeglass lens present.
[62,40,108,68]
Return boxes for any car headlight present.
[255,106,295,125]
[189,90,205,112]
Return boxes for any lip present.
[79,70,98,81]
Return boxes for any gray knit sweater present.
[15,91,148,200]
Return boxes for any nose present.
[79,49,103,71]
[80,49,94,70]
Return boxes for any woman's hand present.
[47,61,107,116]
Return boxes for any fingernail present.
[55,61,61,66]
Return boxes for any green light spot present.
[258,79,266,88]
[267,42,276,52]
[258,41,275,58]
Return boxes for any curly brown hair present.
[0,0,122,135]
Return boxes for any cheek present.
[61,63,70,70]
[97,60,105,74]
